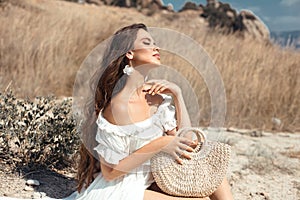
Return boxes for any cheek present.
[134,49,152,61]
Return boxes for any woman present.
[75,23,234,200]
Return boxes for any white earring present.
[123,65,134,76]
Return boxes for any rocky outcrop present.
[75,0,173,13]
[201,1,240,32]
[239,10,270,41]
[101,0,172,12]
[84,0,103,5]
[74,0,270,41]
[200,0,270,40]
[179,2,200,12]
[207,0,219,8]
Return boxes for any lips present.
[153,53,160,59]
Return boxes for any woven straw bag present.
[150,127,231,198]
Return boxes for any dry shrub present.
[0,0,299,131]
[0,91,78,170]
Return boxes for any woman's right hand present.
[160,136,195,164]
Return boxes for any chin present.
[151,60,161,66]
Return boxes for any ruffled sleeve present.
[158,94,177,132]
[93,119,129,165]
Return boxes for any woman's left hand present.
[142,79,181,96]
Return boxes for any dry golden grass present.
[0,0,299,131]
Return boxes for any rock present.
[166,3,173,12]
[272,117,282,126]
[207,0,220,8]
[86,0,103,5]
[155,0,163,7]
[31,192,47,199]
[179,2,199,12]
[40,192,47,197]
[226,10,235,19]
[239,10,270,41]
[199,1,270,41]
[178,9,204,19]
[26,179,40,186]
[200,1,239,32]
[87,0,172,13]
[24,185,34,191]
[32,192,41,199]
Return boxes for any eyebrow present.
[140,37,151,41]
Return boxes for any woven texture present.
[150,127,231,198]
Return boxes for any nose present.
[153,45,160,52]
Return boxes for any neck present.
[124,68,148,98]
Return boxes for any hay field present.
[0,0,299,131]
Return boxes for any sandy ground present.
[0,128,299,200]
[219,128,300,200]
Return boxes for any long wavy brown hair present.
[76,23,148,192]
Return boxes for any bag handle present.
[176,127,207,153]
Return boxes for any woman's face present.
[130,29,160,67]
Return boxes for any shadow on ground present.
[0,165,77,199]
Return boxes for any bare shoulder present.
[102,97,128,125]
[102,93,166,125]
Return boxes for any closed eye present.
[141,37,157,46]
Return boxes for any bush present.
[0,91,79,170]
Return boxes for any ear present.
[125,51,134,60]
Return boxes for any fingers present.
[163,136,195,165]
[143,79,181,96]
[142,83,152,91]
[176,137,195,153]
[178,143,194,152]
[153,85,166,94]
[167,143,192,164]
[175,158,183,165]
[175,146,192,161]
[173,153,183,165]
[181,153,192,160]
[189,140,199,149]
[179,137,196,147]
[143,80,168,95]
[145,84,165,95]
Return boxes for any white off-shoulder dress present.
[73,94,177,200]
[0,94,177,200]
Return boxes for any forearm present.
[173,91,192,129]
[101,136,167,181]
